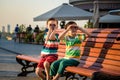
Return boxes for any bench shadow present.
[80,29,101,67]
[80,28,120,70]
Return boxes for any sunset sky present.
[0,0,69,32]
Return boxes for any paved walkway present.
[0,39,42,56]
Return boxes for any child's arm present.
[78,27,96,42]
[78,27,91,37]
[58,26,71,40]
[45,29,53,42]
[49,29,57,40]
[48,26,58,40]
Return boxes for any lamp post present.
[93,0,99,28]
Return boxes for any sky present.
[0,0,69,32]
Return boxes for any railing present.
[69,0,91,3]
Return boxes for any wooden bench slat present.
[81,52,120,61]
[82,42,120,49]
[57,52,65,57]
[81,47,120,56]
[65,66,96,77]
[80,56,120,67]
[90,33,120,38]
[85,38,120,43]
[57,48,66,53]
[76,28,120,33]
[58,44,66,49]
[66,66,120,77]
[100,68,120,76]
[16,55,39,63]
[79,60,120,72]
[58,47,120,55]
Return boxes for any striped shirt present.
[41,33,59,55]
[63,34,86,60]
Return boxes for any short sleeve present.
[78,34,86,42]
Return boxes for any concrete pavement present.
[0,39,42,56]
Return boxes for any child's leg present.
[44,61,50,80]
[53,59,79,80]
[50,59,63,78]
[44,55,58,80]
[35,67,45,80]
[52,73,60,80]
[36,56,46,80]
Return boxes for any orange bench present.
[16,28,120,79]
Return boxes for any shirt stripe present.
[41,33,59,55]
[64,34,86,60]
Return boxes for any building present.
[69,0,120,16]
[69,0,120,28]
[7,24,10,33]
[2,26,5,33]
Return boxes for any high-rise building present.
[7,24,10,33]
[2,26,5,33]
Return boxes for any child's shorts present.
[37,54,58,69]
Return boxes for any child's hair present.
[46,18,58,24]
[64,21,77,29]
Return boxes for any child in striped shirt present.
[35,18,59,80]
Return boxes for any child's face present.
[68,24,78,34]
[47,20,58,30]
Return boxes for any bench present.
[16,28,120,79]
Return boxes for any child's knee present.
[35,67,42,75]
[44,61,50,67]
[35,67,39,74]
[50,62,56,69]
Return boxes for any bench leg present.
[82,76,87,80]
[16,57,37,76]
[62,72,79,80]
[63,71,88,80]
[77,75,88,80]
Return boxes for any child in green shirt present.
[49,21,91,80]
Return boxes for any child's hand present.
[66,25,72,30]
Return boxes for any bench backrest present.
[56,28,120,76]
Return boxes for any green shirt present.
[63,34,86,60]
